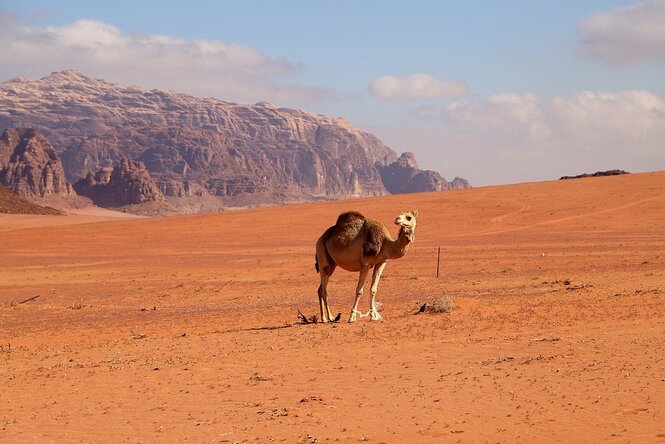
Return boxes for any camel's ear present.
[412,209,419,217]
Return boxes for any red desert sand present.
[1,172,664,442]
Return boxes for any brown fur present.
[328,211,387,257]
[362,219,387,257]
[335,211,364,226]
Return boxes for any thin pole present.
[436,247,441,278]
[18,294,40,304]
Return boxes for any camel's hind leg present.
[349,265,370,323]
[315,233,336,323]
[369,262,387,321]
[317,265,335,323]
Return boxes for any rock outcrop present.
[73,159,164,207]
[379,152,467,194]
[560,170,629,180]
[0,70,470,210]
[0,129,17,168]
[448,177,472,189]
[0,128,75,198]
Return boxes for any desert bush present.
[432,295,454,313]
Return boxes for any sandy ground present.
[1,172,664,443]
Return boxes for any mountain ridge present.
[0,70,469,212]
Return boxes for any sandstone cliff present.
[0,128,75,198]
[0,70,470,211]
[73,159,164,207]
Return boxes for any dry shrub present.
[432,295,454,313]
[298,310,319,324]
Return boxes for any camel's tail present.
[315,225,336,275]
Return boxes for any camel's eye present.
[406,216,412,221]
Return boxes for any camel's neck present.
[387,226,414,259]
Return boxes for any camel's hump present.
[327,212,391,257]
[335,211,365,226]
[325,211,366,250]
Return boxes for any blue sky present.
[1,0,664,185]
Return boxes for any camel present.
[315,210,418,323]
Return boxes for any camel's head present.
[395,210,418,241]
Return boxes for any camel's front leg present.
[369,262,387,321]
[349,266,370,323]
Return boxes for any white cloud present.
[443,93,542,126]
[442,90,665,137]
[551,90,665,138]
[369,73,467,101]
[0,16,332,104]
[578,0,665,64]
[430,89,665,184]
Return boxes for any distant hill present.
[0,70,469,212]
[560,170,629,180]
[0,184,62,214]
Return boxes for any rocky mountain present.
[379,152,470,194]
[0,70,470,211]
[74,159,164,207]
[0,128,75,198]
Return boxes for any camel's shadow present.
[228,311,341,333]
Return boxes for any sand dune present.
[1,172,664,442]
